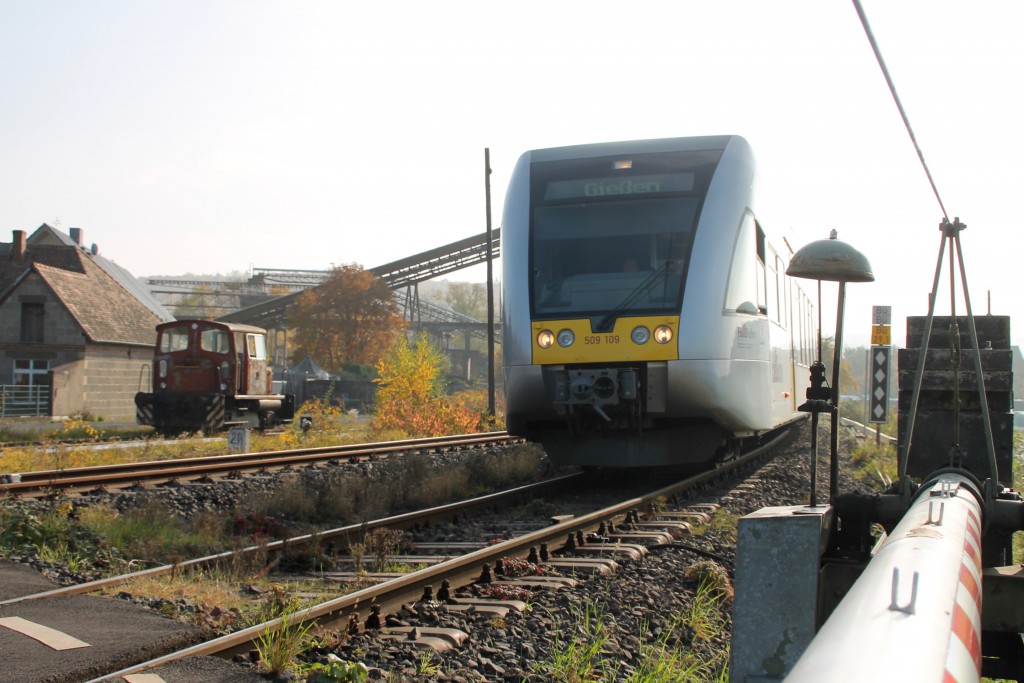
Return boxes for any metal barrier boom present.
[786,471,983,682]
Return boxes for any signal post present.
[869,305,891,445]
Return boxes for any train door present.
[234,332,246,393]
[245,333,270,395]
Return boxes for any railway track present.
[0,426,795,682]
[0,431,521,497]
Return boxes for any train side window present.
[247,334,267,360]
[776,254,787,327]
[159,326,190,353]
[799,294,807,364]
[201,329,231,354]
[797,293,806,364]
[755,224,767,315]
[724,213,761,315]
[766,246,779,324]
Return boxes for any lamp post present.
[787,230,874,505]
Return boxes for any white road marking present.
[0,616,90,650]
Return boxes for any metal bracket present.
[889,567,919,615]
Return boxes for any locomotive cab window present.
[246,334,267,360]
[528,149,722,319]
[201,329,231,354]
[159,325,191,353]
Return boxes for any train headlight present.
[631,326,650,345]
[158,360,167,378]
[654,325,674,344]
[537,330,555,349]
[557,329,575,347]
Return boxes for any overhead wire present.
[851,1,1002,486]
[850,0,949,221]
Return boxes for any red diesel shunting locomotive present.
[135,319,294,434]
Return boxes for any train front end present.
[502,136,777,467]
[135,320,293,434]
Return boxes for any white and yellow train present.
[501,135,817,467]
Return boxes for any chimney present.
[69,227,83,245]
[11,230,26,261]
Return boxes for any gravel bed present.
[2,425,880,681]
[0,444,535,586]
[291,423,879,682]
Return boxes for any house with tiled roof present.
[0,224,173,420]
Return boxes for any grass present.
[0,418,154,444]
[1011,432,1024,565]
[0,409,522,480]
[838,398,897,437]
[848,441,898,489]
[537,601,611,682]
[1,441,542,576]
[256,612,316,676]
[690,509,742,546]
[36,540,89,574]
[533,573,731,682]
[78,502,227,562]
[0,411,375,475]
[246,447,543,527]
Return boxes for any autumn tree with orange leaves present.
[288,265,405,372]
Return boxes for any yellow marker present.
[871,325,891,346]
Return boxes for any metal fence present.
[0,385,51,417]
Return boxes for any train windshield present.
[200,328,231,354]
[529,149,722,319]
[158,325,191,353]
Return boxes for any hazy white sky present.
[2,1,1021,347]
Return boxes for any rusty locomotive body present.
[135,319,295,434]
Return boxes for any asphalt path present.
[0,562,266,682]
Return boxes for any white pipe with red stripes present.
[786,471,983,683]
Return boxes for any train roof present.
[522,135,749,163]
[157,319,268,335]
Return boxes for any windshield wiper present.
[594,261,673,333]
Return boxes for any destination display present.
[544,172,695,201]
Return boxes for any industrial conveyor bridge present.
[149,229,499,331]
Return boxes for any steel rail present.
[1,472,583,607]
[1,432,520,495]
[88,428,790,682]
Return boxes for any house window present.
[20,303,44,342]
[14,359,49,387]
